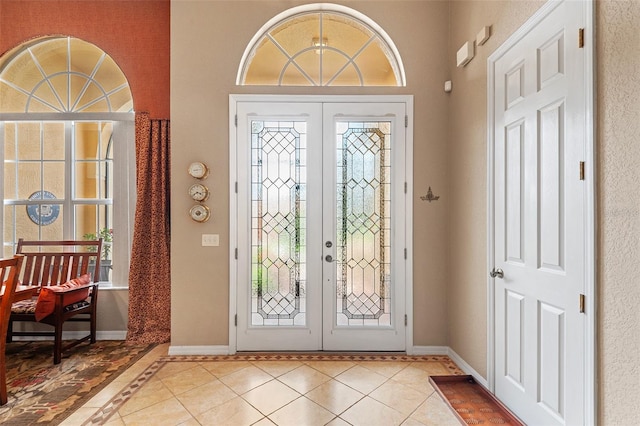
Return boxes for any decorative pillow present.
[34,274,91,321]
[11,298,37,314]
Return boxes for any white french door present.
[233,97,409,351]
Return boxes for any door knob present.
[325,255,336,262]
[489,268,504,279]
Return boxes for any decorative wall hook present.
[420,186,440,202]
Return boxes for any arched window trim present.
[236,3,407,87]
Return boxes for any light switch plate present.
[202,234,219,246]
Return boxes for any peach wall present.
[0,0,170,118]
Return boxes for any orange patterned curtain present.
[126,112,171,344]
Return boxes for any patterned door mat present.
[429,375,524,425]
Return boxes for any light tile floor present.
[62,344,462,426]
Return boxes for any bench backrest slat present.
[16,239,103,287]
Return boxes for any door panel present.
[492,1,586,424]
[236,103,323,351]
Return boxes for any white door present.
[235,99,408,351]
[490,1,591,425]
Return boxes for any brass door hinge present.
[579,28,585,48]
[579,294,585,313]
[579,161,585,181]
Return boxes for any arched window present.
[237,3,406,86]
[0,36,135,286]
[0,36,132,113]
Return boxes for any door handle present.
[325,255,336,262]
[489,268,504,279]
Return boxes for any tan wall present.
[172,1,640,421]
[447,0,545,380]
[170,1,450,347]
[448,0,640,424]
[97,290,128,331]
[597,1,640,422]
[12,289,127,335]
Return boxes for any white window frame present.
[0,112,135,288]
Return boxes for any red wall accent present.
[0,0,170,119]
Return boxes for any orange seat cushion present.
[34,274,91,321]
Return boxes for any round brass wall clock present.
[188,183,210,202]
[188,161,209,179]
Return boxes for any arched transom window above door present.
[0,36,132,113]
[237,3,406,87]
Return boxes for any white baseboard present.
[12,331,127,341]
[412,346,488,388]
[168,345,230,356]
[96,331,127,340]
[410,345,449,355]
[447,347,488,388]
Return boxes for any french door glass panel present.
[236,101,406,351]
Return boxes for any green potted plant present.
[83,228,113,281]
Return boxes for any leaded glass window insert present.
[335,121,392,327]
[251,120,307,326]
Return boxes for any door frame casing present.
[229,94,414,354]
[486,0,596,423]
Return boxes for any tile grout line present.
[82,354,464,425]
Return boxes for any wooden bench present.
[0,255,24,405]
[7,239,102,364]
